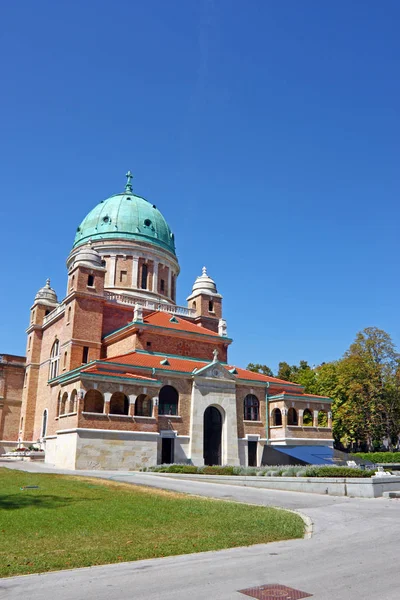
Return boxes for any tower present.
[187,267,224,334]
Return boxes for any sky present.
[1,0,400,372]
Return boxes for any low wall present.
[143,472,400,498]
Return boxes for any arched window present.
[67,307,72,323]
[244,394,259,421]
[303,408,313,426]
[49,340,60,379]
[63,351,67,369]
[84,390,104,413]
[69,389,77,413]
[192,301,196,310]
[60,392,68,415]
[288,407,298,426]
[135,394,152,417]
[318,411,328,427]
[56,391,61,417]
[41,409,48,438]
[271,408,282,426]
[159,385,178,416]
[141,264,148,289]
[110,392,129,415]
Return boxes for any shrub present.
[302,466,375,478]
[203,466,236,476]
[352,452,400,464]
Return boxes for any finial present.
[46,278,51,288]
[202,266,207,276]
[212,348,218,363]
[125,170,133,192]
[87,238,92,247]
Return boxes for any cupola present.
[34,279,58,307]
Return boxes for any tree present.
[247,363,274,377]
[277,361,292,381]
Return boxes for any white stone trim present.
[56,427,160,436]
[59,412,77,418]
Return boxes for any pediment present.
[193,361,236,381]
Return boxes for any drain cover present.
[238,584,312,599]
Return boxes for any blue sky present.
[1,0,399,371]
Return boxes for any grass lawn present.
[0,468,304,578]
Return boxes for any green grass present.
[0,468,304,578]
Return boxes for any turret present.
[187,267,223,333]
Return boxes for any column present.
[152,261,159,293]
[104,392,111,415]
[168,268,172,299]
[108,256,117,287]
[132,257,139,289]
[328,411,333,429]
[129,395,136,417]
[281,407,288,428]
[298,409,304,427]
[313,410,319,428]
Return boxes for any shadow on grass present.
[0,494,79,510]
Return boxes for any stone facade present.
[0,354,26,453]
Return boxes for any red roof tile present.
[83,365,158,382]
[278,391,331,400]
[97,351,301,387]
[143,312,220,337]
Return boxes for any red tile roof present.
[83,365,158,382]
[94,351,301,388]
[143,311,220,337]
[277,391,331,400]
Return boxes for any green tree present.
[277,361,292,381]
[246,363,274,377]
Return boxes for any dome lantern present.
[34,278,58,307]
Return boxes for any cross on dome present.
[125,170,133,192]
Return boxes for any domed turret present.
[34,279,58,307]
[73,171,176,255]
[72,242,103,269]
[67,172,180,303]
[189,267,222,298]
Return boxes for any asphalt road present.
[1,461,400,600]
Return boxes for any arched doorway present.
[203,406,222,466]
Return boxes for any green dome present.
[73,180,176,255]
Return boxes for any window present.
[146,341,152,348]
[49,340,60,379]
[63,351,67,369]
[271,408,282,426]
[82,346,89,364]
[244,394,259,421]
[209,300,214,312]
[158,385,178,416]
[160,279,165,292]
[87,274,94,287]
[318,411,328,427]
[192,301,196,310]
[135,394,152,417]
[120,270,127,283]
[67,306,71,323]
[110,392,129,415]
[20,416,23,432]
[28,336,31,351]
[60,392,68,415]
[41,409,48,438]
[83,390,104,413]
[141,264,148,289]
[45,309,50,316]
[69,389,77,413]
[70,275,75,291]
[288,407,298,426]
[303,408,313,426]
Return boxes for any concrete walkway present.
[1,461,400,599]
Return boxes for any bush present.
[302,465,375,478]
[203,466,236,476]
[352,452,400,464]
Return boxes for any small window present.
[141,264,148,290]
[160,279,165,292]
[45,309,50,316]
[209,300,214,312]
[82,346,89,364]
[146,341,152,348]
[102,215,110,223]
[120,270,127,283]
[70,275,75,291]
[67,306,71,323]
[87,274,94,287]
[63,351,67,368]
[144,219,152,227]
[101,259,106,267]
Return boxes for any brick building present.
[0,354,25,454]
[18,172,333,470]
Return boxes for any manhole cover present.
[238,584,312,600]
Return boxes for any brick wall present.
[0,356,25,441]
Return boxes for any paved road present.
[1,461,400,600]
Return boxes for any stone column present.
[129,395,136,417]
[152,261,159,293]
[281,407,288,428]
[108,256,117,287]
[313,410,319,428]
[298,409,304,427]
[328,411,333,429]
[104,392,111,415]
[132,257,139,289]
[168,268,172,299]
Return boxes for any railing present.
[42,304,65,326]
[104,291,196,317]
